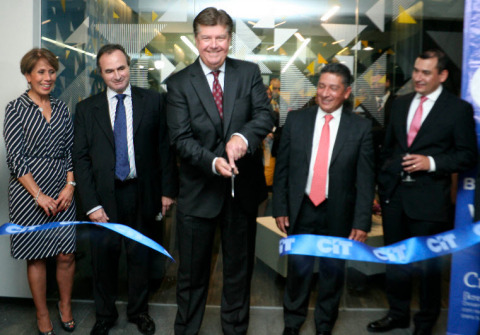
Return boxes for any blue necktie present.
[114,94,130,180]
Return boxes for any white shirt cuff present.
[428,156,436,172]
[212,133,248,175]
[212,157,220,175]
[232,133,249,147]
[87,205,103,216]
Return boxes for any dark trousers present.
[90,179,150,322]
[284,197,345,332]
[174,195,257,335]
[382,185,447,330]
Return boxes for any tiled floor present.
[0,298,448,335]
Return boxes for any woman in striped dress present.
[4,48,76,335]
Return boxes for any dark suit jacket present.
[272,105,375,237]
[165,58,275,218]
[378,89,477,223]
[73,86,178,223]
[383,91,396,129]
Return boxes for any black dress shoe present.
[38,321,55,335]
[57,301,76,332]
[317,331,332,335]
[90,320,115,335]
[367,316,409,332]
[128,313,155,335]
[283,327,299,335]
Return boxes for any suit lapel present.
[223,58,238,137]
[410,89,447,147]
[93,92,114,148]
[189,59,223,139]
[303,106,318,167]
[330,108,352,166]
[398,93,414,150]
[131,87,145,136]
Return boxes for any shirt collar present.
[415,84,443,103]
[22,90,58,107]
[107,84,132,100]
[317,105,343,119]
[199,57,226,75]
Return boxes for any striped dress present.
[4,92,76,260]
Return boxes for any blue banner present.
[0,221,174,261]
[280,222,480,264]
[448,0,480,333]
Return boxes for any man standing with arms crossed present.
[73,44,177,335]
[367,49,477,335]
[166,7,274,335]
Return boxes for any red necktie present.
[309,114,333,206]
[407,96,428,147]
[212,70,223,119]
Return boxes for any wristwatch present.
[67,181,76,187]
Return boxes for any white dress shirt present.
[199,58,226,91]
[406,85,443,172]
[305,106,343,198]
[86,85,137,216]
[377,90,391,110]
[198,58,249,174]
[107,85,137,178]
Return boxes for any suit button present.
[385,200,390,204]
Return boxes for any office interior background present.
[0,0,467,332]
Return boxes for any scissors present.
[231,168,235,198]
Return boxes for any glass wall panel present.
[41,0,465,124]
[40,0,465,310]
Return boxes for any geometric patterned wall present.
[41,0,463,129]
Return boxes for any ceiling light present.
[281,38,311,73]
[294,33,305,42]
[41,37,96,58]
[154,60,164,69]
[321,5,340,22]
[180,36,199,56]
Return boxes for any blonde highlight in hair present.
[20,48,59,75]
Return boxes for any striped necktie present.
[114,94,130,180]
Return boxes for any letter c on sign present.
[317,239,332,253]
[5,225,23,234]
[464,272,479,288]
[473,224,480,237]
[373,249,389,261]
[426,237,441,253]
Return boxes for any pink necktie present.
[212,71,223,119]
[407,96,428,147]
[309,114,333,206]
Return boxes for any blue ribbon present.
[280,222,480,264]
[0,221,174,261]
